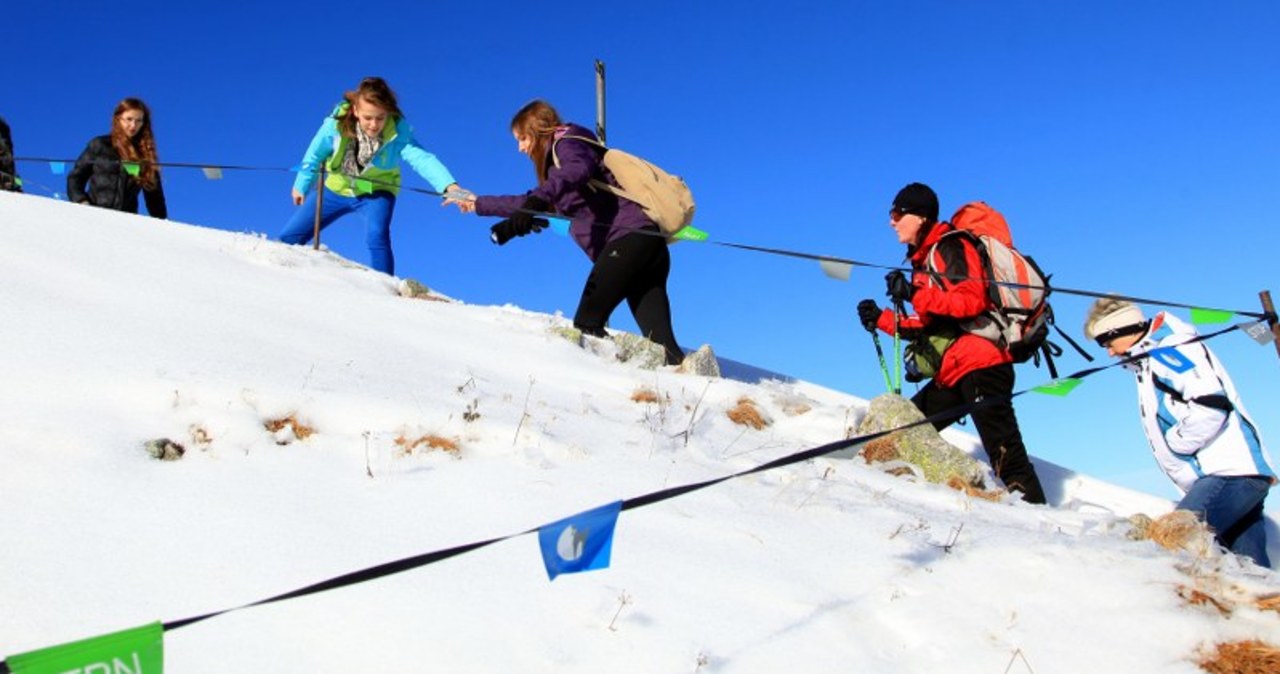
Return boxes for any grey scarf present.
[341,124,382,178]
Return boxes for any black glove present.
[857,299,881,332]
[490,217,549,245]
[885,270,914,304]
[490,194,551,245]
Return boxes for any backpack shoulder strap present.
[551,134,606,169]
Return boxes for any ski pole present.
[869,330,895,394]
[891,300,905,394]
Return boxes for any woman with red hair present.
[68,98,167,219]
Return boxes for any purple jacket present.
[474,123,655,261]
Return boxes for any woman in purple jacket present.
[451,100,683,365]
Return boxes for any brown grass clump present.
[631,387,661,404]
[1178,585,1233,616]
[1257,594,1280,614]
[264,415,314,441]
[395,433,460,456]
[779,401,812,416]
[1198,640,1280,674]
[945,475,1004,501]
[726,397,769,430]
[1148,510,1212,554]
[860,436,900,464]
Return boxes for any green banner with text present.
[6,622,162,674]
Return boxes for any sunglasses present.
[1093,322,1147,348]
[890,208,912,221]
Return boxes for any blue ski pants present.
[279,189,398,274]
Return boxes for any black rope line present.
[9,157,1268,319]
[0,321,1248,668]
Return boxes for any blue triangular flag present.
[538,500,622,580]
[50,162,67,175]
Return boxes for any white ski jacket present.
[1124,312,1276,493]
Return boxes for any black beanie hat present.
[892,182,939,222]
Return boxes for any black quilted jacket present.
[67,135,167,218]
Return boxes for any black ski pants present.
[574,231,683,365]
[912,363,1047,504]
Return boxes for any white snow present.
[1,191,1276,673]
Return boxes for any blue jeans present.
[1177,475,1272,568]
[279,190,398,274]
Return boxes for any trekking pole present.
[595,59,607,144]
[1261,290,1280,361]
[312,165,325,251]
[868,330,895,394]
[890,300,905,395]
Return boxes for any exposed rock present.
[398,278,432,299]
[144,438,185,461]
[613,332,668,370]
[551,325,585,347]
[677,344,721,378]
[854,393,990,488]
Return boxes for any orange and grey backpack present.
[926,202,1079,374]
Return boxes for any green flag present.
[1189,307,1234,324]
[1032,378,1083,397]
[122,162,141,177]
[672,226,708,242]
[6,622,163,674]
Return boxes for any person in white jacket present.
[1084,298,1276,567]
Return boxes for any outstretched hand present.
[442,184,476,213]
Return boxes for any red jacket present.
[875,221,1011,388]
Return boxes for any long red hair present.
[510,100,563,183]
[110,98,160,189]
[337,77,403,139]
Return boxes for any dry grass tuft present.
[1256,594,1280,613]
[395,433,460,456]
[1178,584,1233,616]
[1198,640,1280,674]
[726,397,769,430]
[631,387,661,404]
[860,436,900,464]
[1148,510,1212,554]
[945,475,1004,501]
[264,415,314,441]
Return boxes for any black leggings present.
[574,232,683,365]
[912,364,1047,504]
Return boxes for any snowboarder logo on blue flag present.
[538,500,622,580]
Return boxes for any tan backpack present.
[552,134,696,238]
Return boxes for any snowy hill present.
[0,191,1276,673]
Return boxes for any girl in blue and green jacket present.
[280,77,465,275]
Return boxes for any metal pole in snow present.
[312,166,325,251]
[595,59,607,144]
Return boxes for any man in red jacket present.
[857,183,1046,504]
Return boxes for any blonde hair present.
[1084,297,1144,340]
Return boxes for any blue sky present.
[7,1,1278,498]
